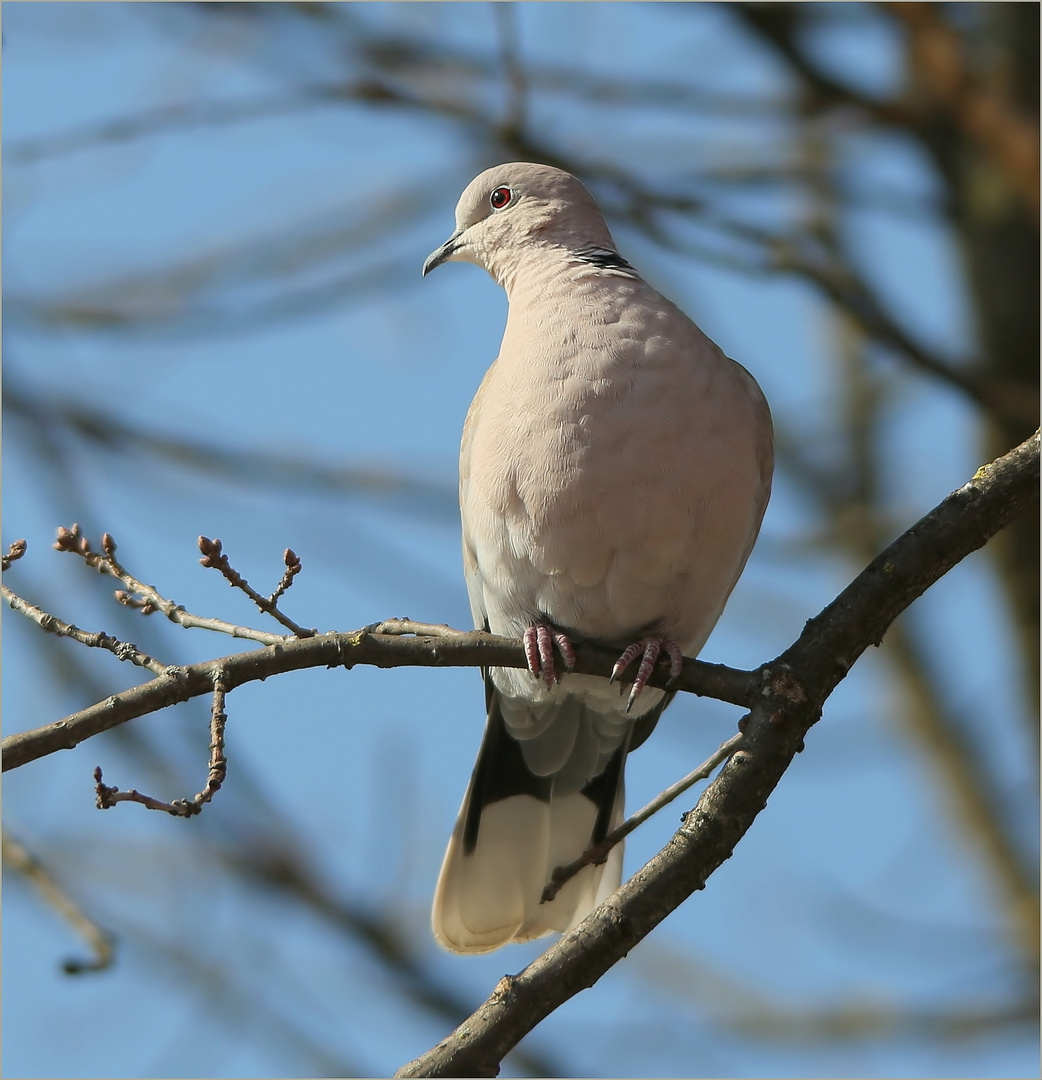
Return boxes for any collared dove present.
[423,162,773,954]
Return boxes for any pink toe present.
[523,626,542,678]
[614,635,685,712]
[611,640,643,684]
[522,621,574,687]
[554,631,576,671]
[536,624,556,687]
[664,641,685,681]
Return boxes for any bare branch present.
[3,829,115,974]
[543,731,746,904]
[4,83,412,165]
[4,426,1036,1075]
[731,4,913,125]
[268,548,302,606]
[884,2,1039,224]
[394,430,1039,1077]
[782,250,1038,428]
[52,523,286,645]
[1,581,172,678]
[218,824,568,1078]
[198,536,315,637]
[3,379,457,521]
[1,626,755,774]
[94,672,229,818]
[724,997,1036,1042]
[368,618,474,639]
[4,427,1039,1070]
[4,36,789,166]
[93,768,191,815]
[4,430,1038,787]
[594,169,1037,428]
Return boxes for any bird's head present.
[422,162,617,287]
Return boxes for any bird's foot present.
[610,636,685,712]
[523,623,576,689]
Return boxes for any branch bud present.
[198,535,223,568]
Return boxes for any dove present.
[422,163,773,953]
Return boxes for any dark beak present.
[422,231,463,277]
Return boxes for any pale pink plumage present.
[423,163,772,953]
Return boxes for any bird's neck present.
[496,241,636,300]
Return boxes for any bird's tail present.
[432,684,633,954]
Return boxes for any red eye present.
[489,186,513,210]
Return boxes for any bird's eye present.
[489,187,513,210]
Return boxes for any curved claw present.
[609,641,645,686]
[522,623,576,688]
[611,636,685,712]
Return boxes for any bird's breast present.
[461,282,770,650]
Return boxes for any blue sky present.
[3,5,1036,1078]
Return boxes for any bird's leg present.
[523,622,577,688]
[610,636,685,712]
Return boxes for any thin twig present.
[95,673,230,818]
[542,732,746,904]
[3,828,115,974]
[4,380,457,515]
[2,55,790,167]
[194,672,229,808]
[52,524,286,645]
[198,536,315,637]
[2,582,171,678]
[268,548,302,606]
[94,769,187,814]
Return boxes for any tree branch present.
[542,731,746,903]
[0,622,755,773]
[197,535,314,637]
[2,431,1037,1076]
[394,432,1039,1077]
[1,579,173,678]
[51,523,287,645]
[3,828,116,974]
[93,672,229,817]
[884,2,1039,224]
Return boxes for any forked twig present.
[198,536,314,637]
[53,524,286,646]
